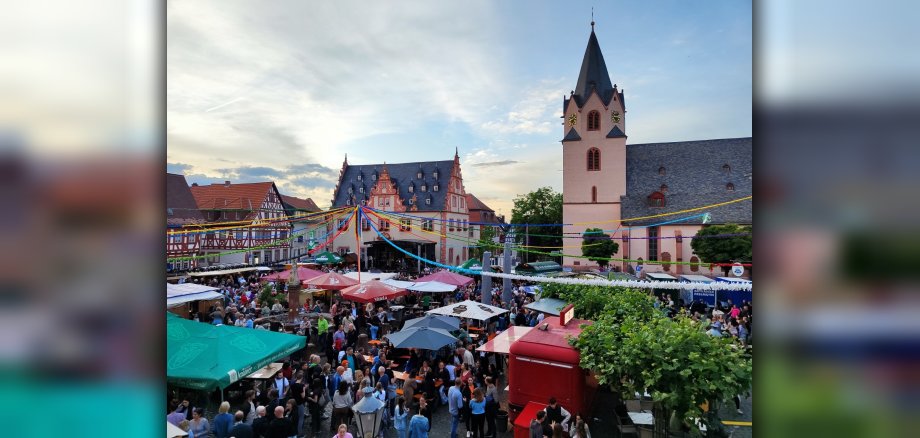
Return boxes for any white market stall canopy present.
[167,421,188,438]
[166,283,222,308]
[478,326,533,355]
[188,266,270,277]
[383,279,416,289]
[427,299,508,321]
[345,272,399,283]
[645,272,678,281]
[408,281,457,293]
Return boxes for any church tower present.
[561,22,627,268]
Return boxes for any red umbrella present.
[306,272,359,291]
[414,270,474,286]
[261,266,325,283]
[340,280,408,304]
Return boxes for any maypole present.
[354,206,361,283]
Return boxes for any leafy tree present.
[581,228,619,269]
[541,283,657,322]
[510,187,563,262]
[690,224,752,276]
[574,315,752,437]
[470,225,498,260]
[256,282,287,309]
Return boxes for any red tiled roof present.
[281,194,320,212]
[465,193,493,212]
[190,181,274,213]
[167,173,206,226]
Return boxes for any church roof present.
[606,125,626,138]
[621,138,752,225]
[562,128,582,142]
[570,30,615,108]
[332,160,456,211]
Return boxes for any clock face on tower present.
[611,111,621,123]
[567,113,578,127]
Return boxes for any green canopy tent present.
[166,313,305,391]
[514,261,563,276]
[312,251,343,265]
[457,258,483,271]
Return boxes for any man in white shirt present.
[462,347,475,367]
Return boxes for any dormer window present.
[660,184,668,192]
[648,191,665,207]
[421,184,427,192]
[433,170,439,179]
[726,183,735,191]
[723,164,731,174]
[348,186,353,194]
[417,171,422,179]
[359,186,364,193]
[426,197,431,205]
[409,198,414,205]
[357,174,362,181]
[433,184,439,192]
[372,173,377,181]
[408,185,414,193]
[658,166,666,176]
[346,199,352,206]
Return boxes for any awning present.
[166,313,305,390]
[427,299,508,321]
[407,281,457,293]
[166,283,223,308]
[188,266,270,277]
[415,270,474,286]
[167,421,188,438]
[524,298,569,316]
[478,326,533,354]
[646,272,678,281]
[679,275,714,283]
[514,261,562,275]
[345,272,399,283]
[383,279,417,289]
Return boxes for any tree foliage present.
[470,225,498,260]
[581,228,619,269]
[510,187,563,260]
[690,224,752,276]
[541,283,657,322]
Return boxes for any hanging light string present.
[362,208,751,268]
[358,207,751,291]
[166,209,354,262]
[167,206,352,236]
[365,195,751,227]
[167,205,350,230]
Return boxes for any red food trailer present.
[507,307,598,432]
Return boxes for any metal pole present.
[481,251,492,305]
[502,234,513,304]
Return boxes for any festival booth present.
[514,261,563,276]
[166,283,223,319]
[714,277,753,306]
[506,307,597,435]
[645,272,679,302]
[678,274,716,306]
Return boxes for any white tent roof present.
[382,279,417,289]
[427,299,508,321]
[345,272,398,283]
[408,281,457,293]
[679,275,714,283]
[166,283,223,308]
[188,266,270,277]
[167,421,188,437]
[646,272,678,281]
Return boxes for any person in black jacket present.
[251,406,270,438]
[267,406,295,438]
[229,411,254,438]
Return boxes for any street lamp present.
[351,387,385,438]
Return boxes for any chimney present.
[191,183,198,187]
[224,180,231,187]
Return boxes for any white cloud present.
[479,78,566,135]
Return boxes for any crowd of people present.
[169,264,751,437]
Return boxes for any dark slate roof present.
[332,160,455,211]
[621,138,752,225]
[569,30,615,108]
[166,173,205,226]
[562,128,582,142]
[606,125,626,138]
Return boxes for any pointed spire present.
[344,153,348,164]
[573,24,614,107]
[591,7,595,31]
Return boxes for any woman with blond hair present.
[469,388,486,438]
[212,401,233,438]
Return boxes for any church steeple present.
[573,26,615,107]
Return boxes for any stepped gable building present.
[561,23,751,276]
[328,150,474,271]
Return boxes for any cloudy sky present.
[167,0,751,216]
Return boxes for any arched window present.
[591,186,597,203]
[648,191,665,207]
[690,256,700,272]
[726,183,735,191]
[660,184,668,192]
[723,164,731,174]
[658,166,666,176]
[587,110,600,131]
[587,147,600,171]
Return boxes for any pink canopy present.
[306,272,359,290]
[261,266,324,283]
[340,280,408,304]
[414,270,474,286]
